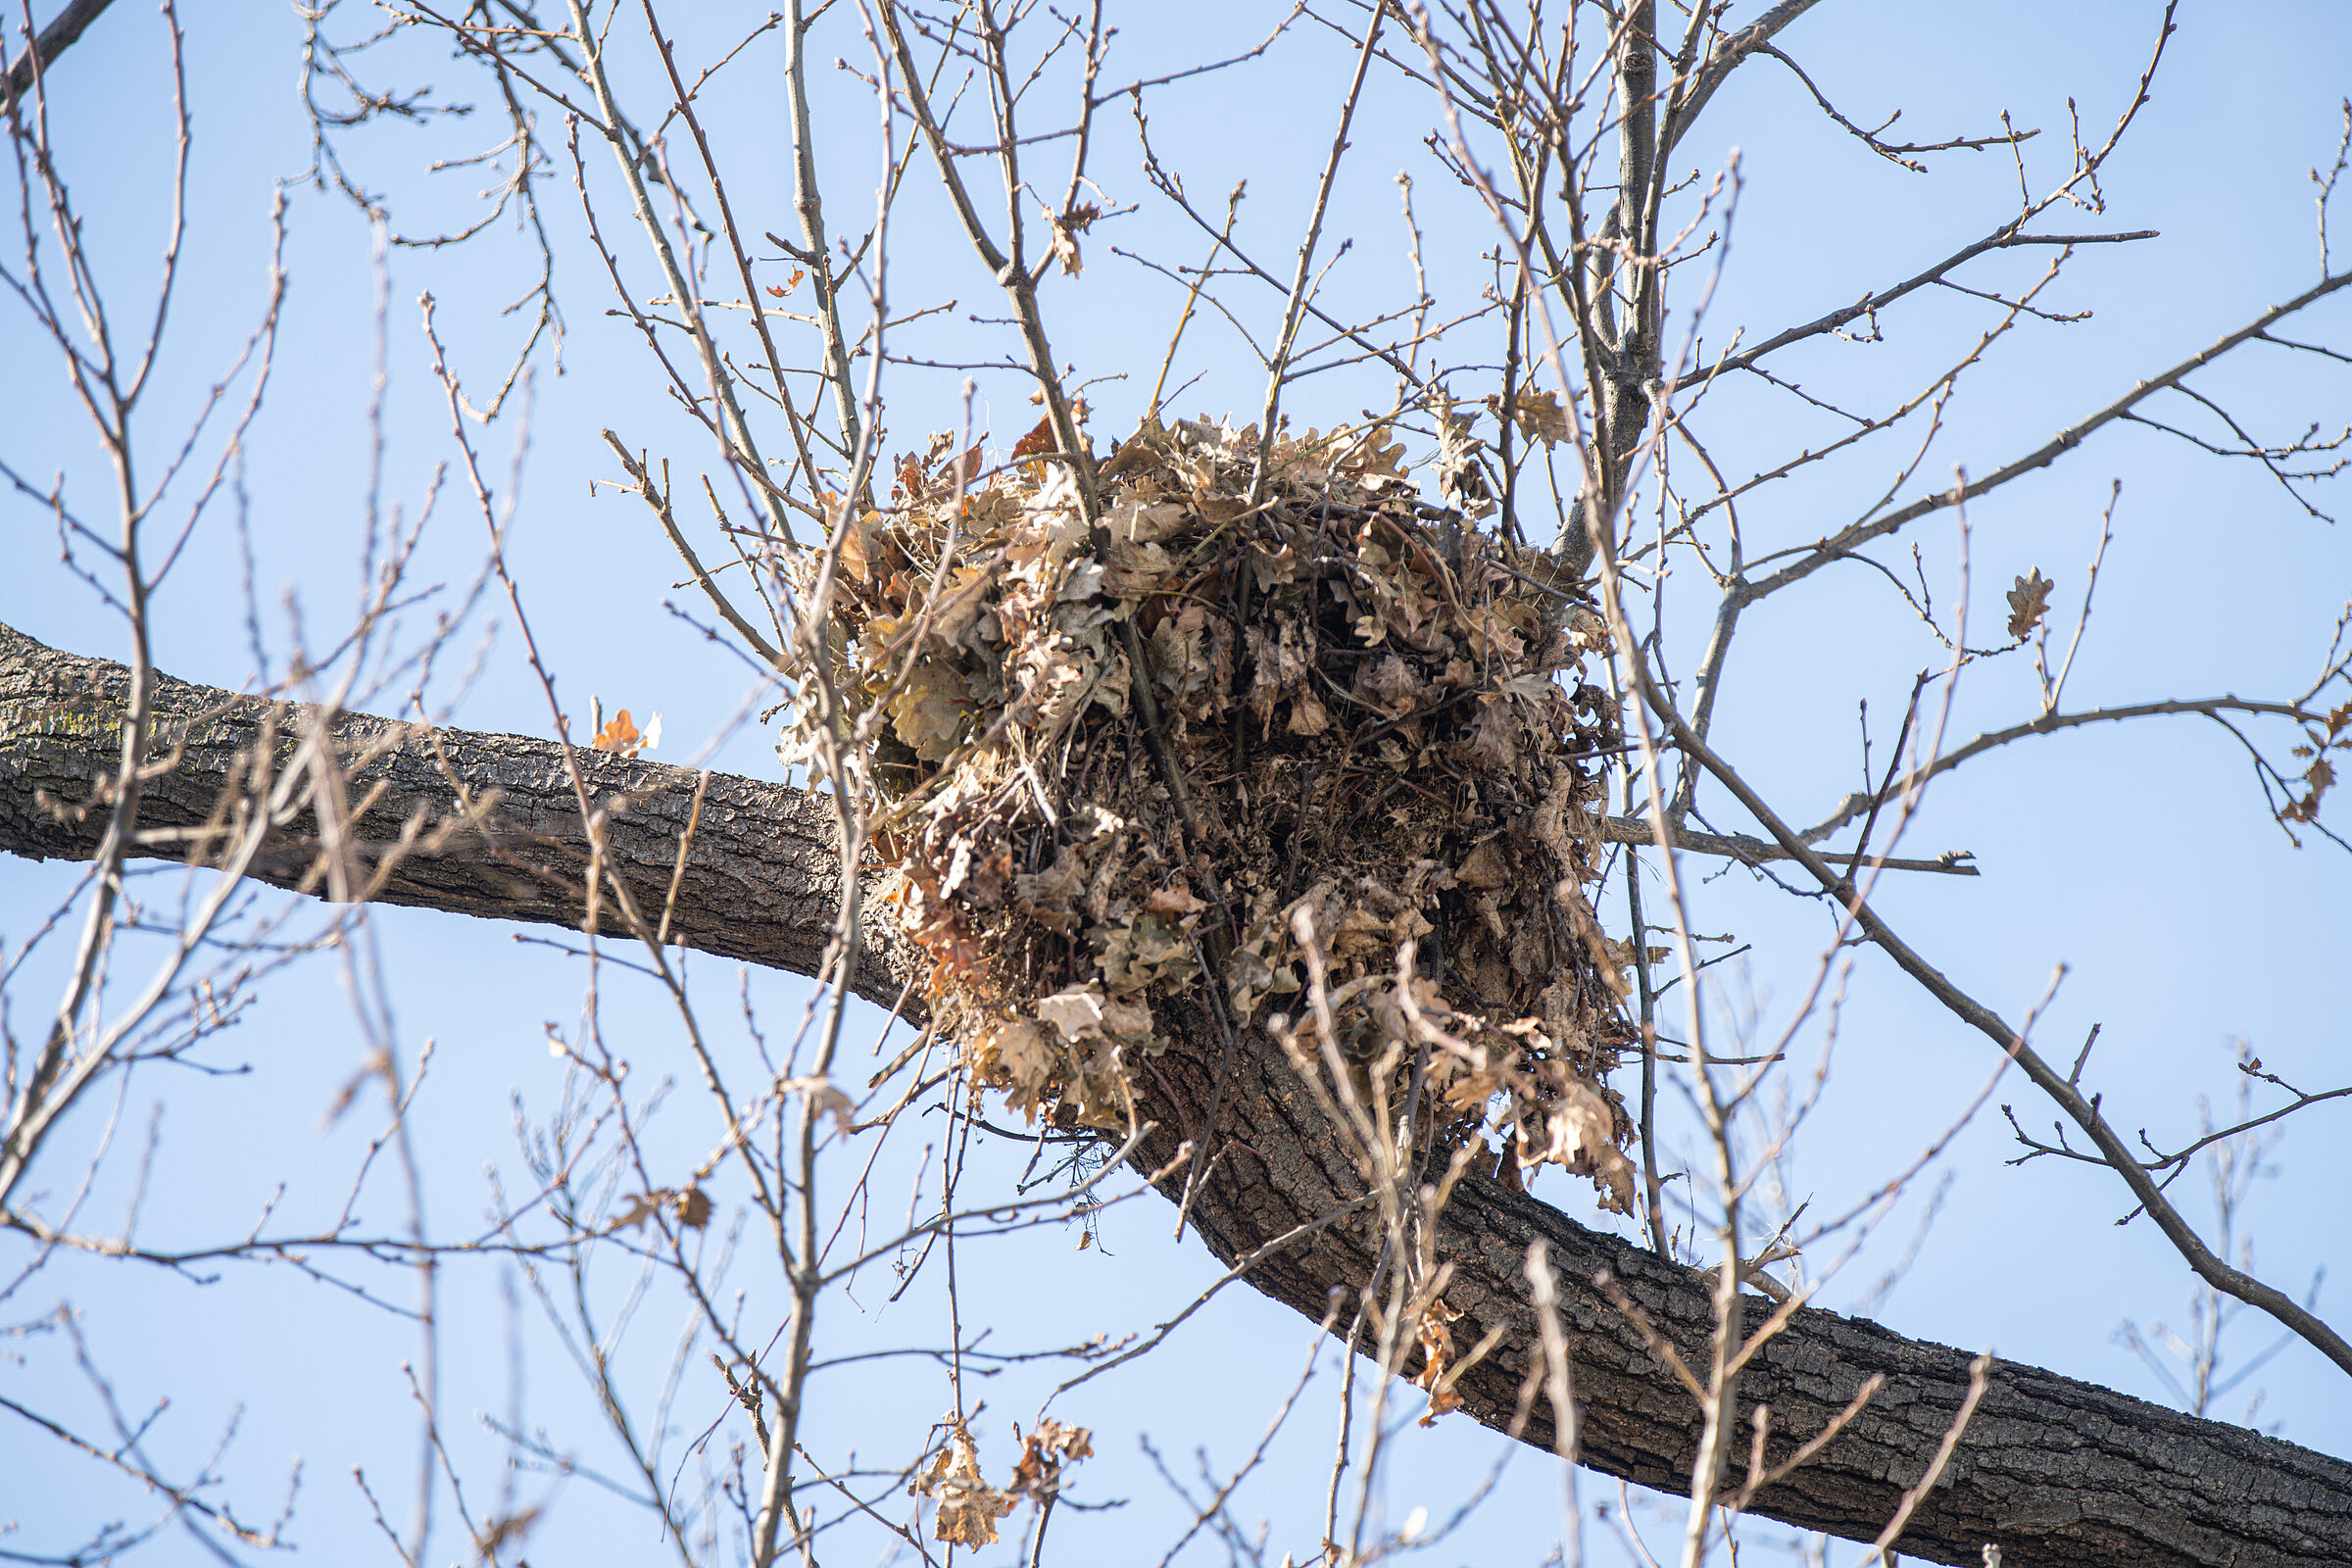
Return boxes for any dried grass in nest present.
[777,415,1642,1211]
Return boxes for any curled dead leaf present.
[610,1192,664,1233]
[1050,202,1101,275]
[1500,387,1571,448]
[916,1423,1016,1546]
[1520,1077,1637,1215]
[1145,882,1207,918]
[1010,414,1058,463]
[2006,568,2055,641]
[779,1075,856,1137]
[1411,1297,1464,1423]
[1453,837,1510,891]
[1010,1417,1094,1498]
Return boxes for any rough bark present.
[4,619,2347,1568]
[1,0,118,108]
[0,620,920,999]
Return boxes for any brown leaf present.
[1011,414,1058,462]
[981,1019,1057,1116]
[918,1424,1015,1546]
[477,1508,543,1556]
[2006,568,2055,640]
[611,1192,665,1233]
[1521,1078,1637,1214]
[1459,700,1523,772]
[886,667,968,761]
[949,444,984,492]
[1010,1417,1094,1497]
[1411,1297,1464,1422]
[1355,653,1423,714]
[1453,838,1510,890]
[2284,753,2338,824]
[1037,986,1112,1042]
[779,1075,856,1138]
[1506,388,1571,448]
[1146,882,1208,917]
[1434,392,1489,510]
[671,1186,712,1229]
[1050,203,1100,275]
[1285,687,1331,736]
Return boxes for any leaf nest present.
[782,416,1641,1211]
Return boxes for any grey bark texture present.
[1,0,118,108]
[4,619,2347,1568]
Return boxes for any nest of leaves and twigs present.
[778,414,1642,1210]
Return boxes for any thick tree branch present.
[5,620,2349,1568]
[2,0,116,109]
[0,620,920,1004]
[1656,0,1822,164]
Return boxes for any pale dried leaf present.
[1509,388,1571,448]
[2006,568,2055,641]
[1037,986,1109,1042]
[779,1075,856,1137]
[918,1424,1016,1546]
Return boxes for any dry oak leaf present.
[1357,653,1423,714]
[476,1508,543,1557]
[610,1192,664,1233]
[778,1075,856,1138]
[2282,753,2336,823]
[1050,202,1101,275]
[1284,685,1331,737]
[591,707,662,759]
[1146,882,1208,918]
[2006,568,2055,641]
[917,1423,1016,1546]
[984,1020,1056,1099]
[1010,1417,1095,1497]
[1037,985,1149,1042]
[1507,388,1572,448]
[1010,414,1058,463]
[1411,1297,1465,1424]
[886,667,968,761]
[1452,837,1511,891]
[610,1189,698,1233]
[1007,396,1092,466]
[1522,1077,1637,1215]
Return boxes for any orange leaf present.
[1010,415,1057,462]
[593,710,641,752]
[591,708,661,759]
